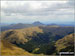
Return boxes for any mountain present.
[32,21,45,26]
[47,23,60,27]
[1,22,45,31]
[1,23,35,31]
[9,23,34,29]
[48,23,58,25]
[0,23,9,27]
[1,26,74,55]
[47,23,74,27]
[55,33,74,52]
[1,21,74,32]
[1,27,43,44]
[1,26,74,44]
[1,39,32,55]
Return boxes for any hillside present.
[1,26,74,44]
[1,26,74,55]
[1,40,32,55]
[1,27,43,44]
[55,33,74,52]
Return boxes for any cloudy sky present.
[1,0,74,24]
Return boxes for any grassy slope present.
[55,33,74,52]
[1,27,43,55]
[1,40,32,55]
[1,27,43,44]
[1,26,74,55]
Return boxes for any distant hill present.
[0,23,9,27]
[1,23,35,31]
[48,23,58,26]
[32,21,45,26]
[9,23,34,29]
[1,21,45,31]
[1,21,74,31]
[48,23,74,27]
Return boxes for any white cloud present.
[1,0,74,23]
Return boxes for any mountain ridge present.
[1,26,74,55]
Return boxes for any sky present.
[1,0,75,24]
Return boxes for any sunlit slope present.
[1,40,32,55]
[1,26,74,55]
[1,27,43,44]
[55,33,74,52]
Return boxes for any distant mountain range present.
[1,21,45,31]
[0,23,9,27]
[1,21,74,31]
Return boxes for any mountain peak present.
[32,21,44,26]
[33,21,41,23]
